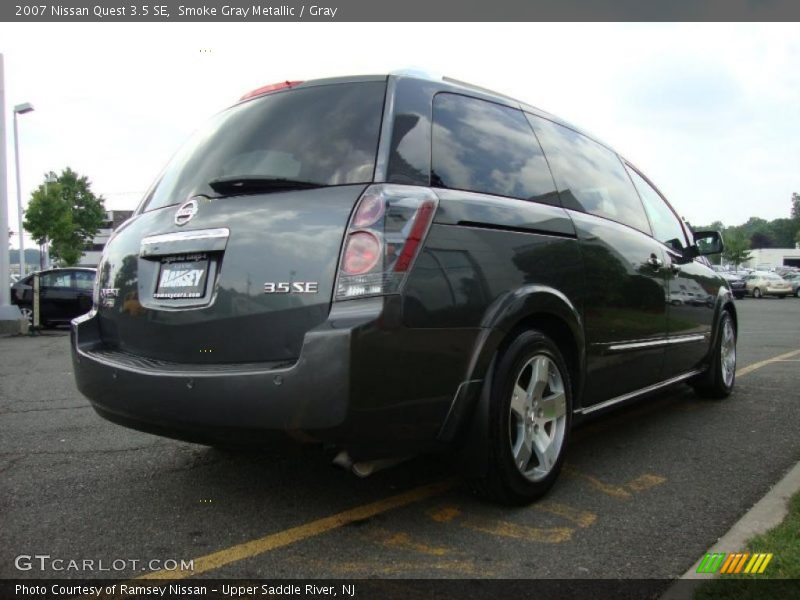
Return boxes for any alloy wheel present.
[720,317,736,388]
[508,354,567,482]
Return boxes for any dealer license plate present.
[154,256,209,299]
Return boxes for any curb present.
[662,460,800,598]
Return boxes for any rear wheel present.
[796,289,800,298]
[469,330,572,504]
[753,287,762,299]
[692,310,736,399]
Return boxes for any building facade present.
[742,246,800,270]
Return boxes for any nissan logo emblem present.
[174,199,198,226]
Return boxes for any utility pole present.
[0,53,24,332]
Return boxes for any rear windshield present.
[143,81,387,212]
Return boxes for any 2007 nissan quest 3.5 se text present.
[71,72,736,503]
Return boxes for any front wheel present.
[469,330,572,504]
[795,289,800,298]
[753,287,762,299]
[692,311,736,399]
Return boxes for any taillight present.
[335,184,439,300]
[342,232,382,275]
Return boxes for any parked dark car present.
[71,73,736,503]
[13,267,96,327]
[719,272,746,299]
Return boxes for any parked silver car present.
[743,272,793,299]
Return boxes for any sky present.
[1,22,798,250]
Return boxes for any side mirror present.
[694,230,724,256]
[686,230,724,259]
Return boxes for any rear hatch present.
[95,79,387,364]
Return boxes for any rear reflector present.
[335,185,439,300]
[239,80,303,101]
[393,201,435,272]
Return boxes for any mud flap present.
[453,356,496,478]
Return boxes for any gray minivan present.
[71,73,735,503]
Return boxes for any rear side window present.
[625,166,689,251]
[431,94,558,204]
[41,273,72,288]
[73,271,95,290]
[527,115,651,234]
[144,81,387,211]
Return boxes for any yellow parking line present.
[563,467,632,499]
[626,473,667,493]
[463,518,574,543]
[426,503,577,543]
[535,502,597,528]
[137,478,455,580]
[376,530,451,556]
[736,349,800,378]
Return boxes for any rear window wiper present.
[207,176,324,196]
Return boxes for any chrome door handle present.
[647,254,663,269]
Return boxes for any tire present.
[753,287,762,299]
[468,330,572,504]
[796,289,800,298]
[692,310,736,400]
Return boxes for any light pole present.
[13,101,33,277]
[0,53,24,331]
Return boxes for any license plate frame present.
[153,254,210,300]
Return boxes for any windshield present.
[143,80,387,211]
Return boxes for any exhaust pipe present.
[332,450,410,478]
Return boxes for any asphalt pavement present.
[1,297,798,586]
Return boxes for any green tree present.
[722,229,752,270]
[767,218,799,248]
[791,192,800,220]
[24,168,106,266]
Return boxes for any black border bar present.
[5,0,800,22]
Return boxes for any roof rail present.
[441,76,511,100]
[389,68,443,82]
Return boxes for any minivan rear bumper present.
[70,300,382,445]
